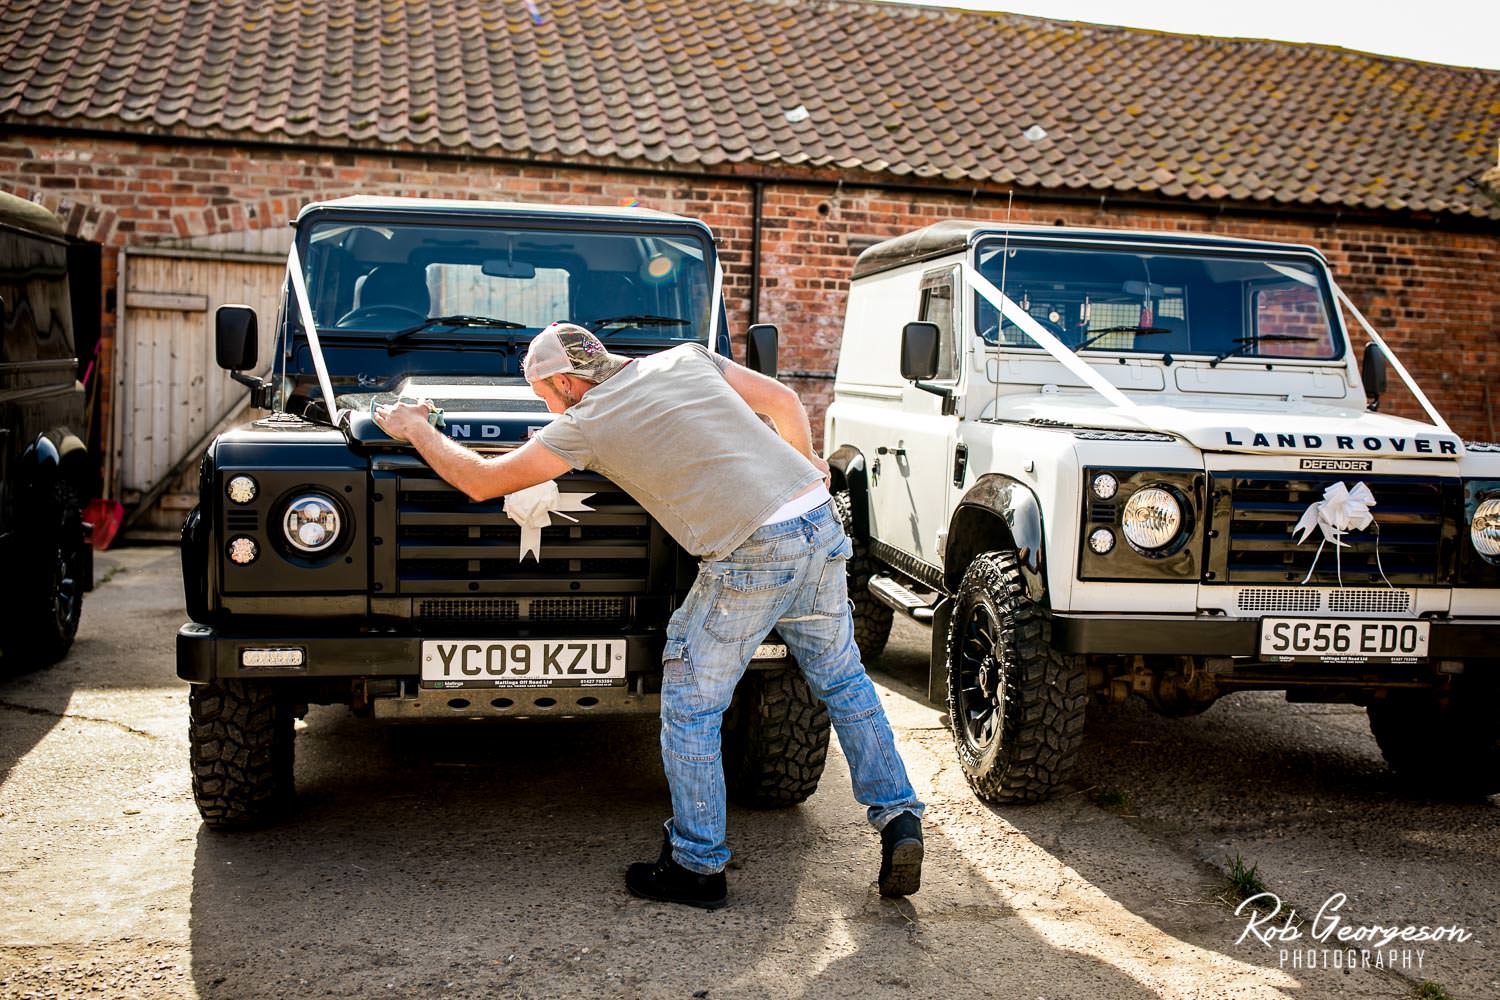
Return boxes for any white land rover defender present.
[824,221,1500,802]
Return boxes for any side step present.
[868,574,938,623]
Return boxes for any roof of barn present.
[3,0,1498,220]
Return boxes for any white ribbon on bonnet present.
[502,481,596,562]
[1291,480,1391,587]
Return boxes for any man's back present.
[534,343,821,560]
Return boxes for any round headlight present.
[226,475,258,505]
[1088,528,1116,554]
[1473,498,1500,557]
[283,494,342,554]
[1091,473,1119,501]
[227,536,258,565]
[1122,487,1183,550]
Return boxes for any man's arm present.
[374,401,571,501]
[717,361,830,483]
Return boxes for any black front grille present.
[394,469,653,595]
[416,597,628,622]
[1212,473,1459,586]
[418,598,521,621]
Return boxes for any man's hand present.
[810,452,831,489]
[373,398,437,442]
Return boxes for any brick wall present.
[4,132,1497,470]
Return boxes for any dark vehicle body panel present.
[0,192,92,580]
[178,199,786,700]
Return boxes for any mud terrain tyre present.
[1367,680,1500,797]
[724,667,831,807]
[834,490,893,661]
[945,550,1087,803]
[1,481,85,669]
[190,679,296,829]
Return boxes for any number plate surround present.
[1258,618,1430,664]
[420,639,627,689]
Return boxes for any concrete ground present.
[0,546,1493,999]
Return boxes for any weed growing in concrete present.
[1415,982,1454,1000]
[1089,786,1130,809]
[1225,852,1268,903]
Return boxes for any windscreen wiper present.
[1074,325,1169,351]
[586,315,688,337]
[1209,334,1319,367]
[385,315,526,345]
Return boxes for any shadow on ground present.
[188,707,1164,1000]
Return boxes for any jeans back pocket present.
[703,564,797,643]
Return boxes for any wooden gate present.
[113,247,285,532]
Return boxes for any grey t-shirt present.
[533,343,822,560]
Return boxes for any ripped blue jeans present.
[660,499,925,874]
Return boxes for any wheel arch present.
[826,445,869,539]
[943,473,1047,605]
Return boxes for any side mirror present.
[900,321,941,382]
[216,305,258,371]
[1362,344,1387,410]
[746,323,779,378]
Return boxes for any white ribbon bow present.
[1291,480,1389,586]
[502,481,595,562]
[1292,481,1376,547]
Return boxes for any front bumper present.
[176,623,671,684]
[1048,613,1500,658]
[176,622,794,684]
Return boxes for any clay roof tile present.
[0,0,1494,218]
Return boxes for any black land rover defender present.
[0,191,93,669]
[177,196,828,829]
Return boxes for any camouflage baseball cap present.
[522,322,632,384]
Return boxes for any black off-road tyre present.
[833,490,893,661]
[189,679,296,829]
[724,668,831,807]
[1,481,86,669]
[945,550,1087,803]
[1367,680,1500,798]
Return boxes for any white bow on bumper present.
[502,482,596,562]
[1291,481,1390,587]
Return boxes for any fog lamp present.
[226,475,258,505]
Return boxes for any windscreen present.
[299,219,713,342]
[973,241,1341,362]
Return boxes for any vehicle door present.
[868,266,964,573]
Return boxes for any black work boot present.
[626,832,728,910]
[878,811,924,897]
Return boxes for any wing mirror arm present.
[217,304,272,409]
[900,320,956,413]
[1361,343,1388,412]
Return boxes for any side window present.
[917,272,957,381]
[0,228,70,363]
